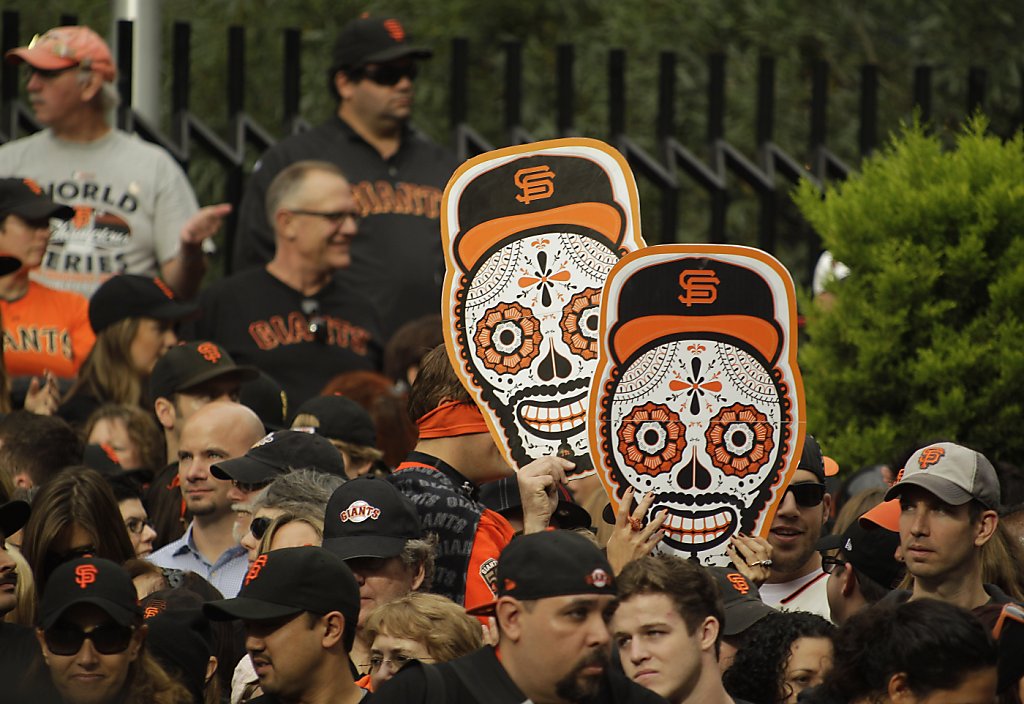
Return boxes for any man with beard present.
[373,530,664,704]
[759,435,833,620]
[148,401,266,596]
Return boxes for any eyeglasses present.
[366,653,434,673]
[820,555,848,574]
[360,62,418,86]
[232,479,272,495]
[250,516,273,541]
[287,209,361,228]
[124,517,154,536]
[786,482,827,508]
[300,299,328,345]
[43,624,134,656]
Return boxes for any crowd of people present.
[0,13,1020,704]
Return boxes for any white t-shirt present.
[759,568,832,621]
[0,128,198,297]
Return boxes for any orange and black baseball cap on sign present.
[204,547,360,648]
[468,529,616,616]
[88,274,199,334]
[332,16,432,69]
[5,26,116,82]
[40,557,141,629]
[883,442,1000,510]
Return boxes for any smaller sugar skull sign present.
[590,245,806,565]
[443,138,645,476]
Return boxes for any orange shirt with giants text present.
[1,281,95,378]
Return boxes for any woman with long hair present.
[59,275,197,427]
[19,467,135,598]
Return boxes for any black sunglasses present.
[44,623,134,656]
[250,516,273,541]
[360,62,418,86]
[820,555,848,575]
[786,482,827,508]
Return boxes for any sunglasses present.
[360,62,418,86]
[250,516,273,541]
[786,482,827,507]
[44,624,134,656]
[30,66,78,80]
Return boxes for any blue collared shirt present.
[148,523,249,597]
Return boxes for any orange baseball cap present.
[5,26,116,82]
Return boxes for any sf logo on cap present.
[197,342,222,364]
[245,554,268,586]
[514,165,555,205]
[726,573,750,594]
[677,270,720,307]
[339,500,381,523]
[918,447,945,469]
[75,564,98,590]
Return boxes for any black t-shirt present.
[374,647,667,704]
[233,117,459,340]
[1,622,53,703]
[186,268,383,407]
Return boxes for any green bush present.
[793,116,1024,473]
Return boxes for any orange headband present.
[417,401,490,439]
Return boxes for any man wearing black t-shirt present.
[234,15,458,340]
[0,494,46,702]
[189,161,382,406]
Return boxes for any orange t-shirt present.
[1,280,95,378]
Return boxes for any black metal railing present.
[1,11,1016,283]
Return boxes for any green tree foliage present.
[793,116,1024,471]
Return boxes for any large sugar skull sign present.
[443,139,645,475]
[590,245,805,564]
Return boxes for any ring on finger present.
[628,517,643,532]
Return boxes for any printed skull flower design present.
[617,402,687,477]
[473,301,542,374]
[560,287,602,360]
[704,403,775,477]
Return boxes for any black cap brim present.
[203,597,302,622]
[323,535,407,561]
[0,500,30,536]
[7,200,74,222]
[148,299,200,324]
[210,455,281,483]
[816,533,846,552]
[361,46,433,65]
[41,596,140,629]
[177,365,260,395]
[722,599,775,636]
[553,501,593,531]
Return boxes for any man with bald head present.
[187,160,383,405]
[148,401,266,596]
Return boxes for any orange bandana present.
[416,401,489,439]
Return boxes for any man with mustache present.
[187,160,382,407]
[0,489,44,698]
[373,530,664,704]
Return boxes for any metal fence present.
[1,11,1016,280]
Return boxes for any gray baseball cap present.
[883,442,1000,509]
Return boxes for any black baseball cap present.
[817,518,904,589]
[468,530,616,616]
[0,499,30,536]
[211,429,345,483]
[332,15,432,70]
[706,566,775,637]
[204,546,360,649]
[150,341,259,401]
[322,477,422,560]
[479,476,593,531]
[39,557,142,629]
[292,395,376,448]
[0,177,74,222]
[89,274,198,334]
[240,371,289,432]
